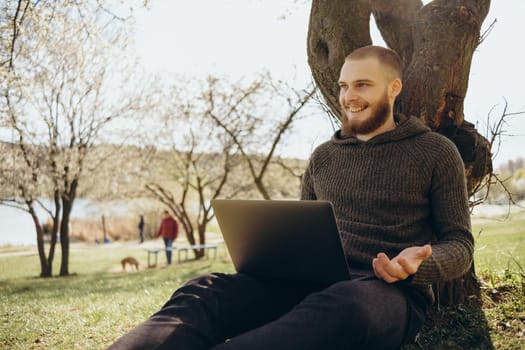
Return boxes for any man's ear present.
[390,78,402,99]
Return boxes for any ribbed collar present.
[332,114,430,145]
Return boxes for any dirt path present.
[0,233,224,258]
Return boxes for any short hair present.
[345,45,402,79]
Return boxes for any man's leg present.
[163,237,173,264]
[107,273,312,350]
[212,277,427,350]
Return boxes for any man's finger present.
[381,254,409,280]
[396,256,418,275]
[419,244,432,258]
[396,245,432,275]
[374,253,405,283]
[373,259,397,283]
[373,256,392,282]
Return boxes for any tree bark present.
[31,206,51,277]
[59,200,71,276]
[59,179,78,276]
[307,0,372,118]
[47,190,61,275]
[398,0,492,194]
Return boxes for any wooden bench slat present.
[146,243,221,265]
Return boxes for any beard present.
[342,91,391,137]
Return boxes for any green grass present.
[0,243,234,349]
[473,210,525,273]
[0,213,524,350]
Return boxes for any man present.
[157,210,179,265]
[108,46,473,350]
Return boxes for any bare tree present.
[0,3,149,276]
[0,0,145,72]
[0,141,54,276]
[145,81,249,258]
[205,75,317,199]
[1,0,38,71]
[143,74,316,258]
[470,101,525,208]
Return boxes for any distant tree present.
[0,142,53,276]
[0,0,144,72]
[205,75,317,199]
[1,0,39,71]
[499,157,525,175]
[145,79,249,258]
[470,102,525,207]
[0,3,149,276]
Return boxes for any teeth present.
[349,106,366,113]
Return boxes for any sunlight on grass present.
[473,211,525,273]
[0,241,234,349]
[0,214,523,349]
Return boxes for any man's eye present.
[357,83,367,88]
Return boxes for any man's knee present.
[323,279,408,338]
[165,272,264,310]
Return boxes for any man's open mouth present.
[349,105,367,113]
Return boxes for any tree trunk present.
[307,0,492,308]
[30,206,51,277]
[192,225,207,260]
[59,180,78,276]
[47,190,61,275]
[59,199,72,276]
[102,215,108,242]
[397,0,492,194]
[307,0,372,118]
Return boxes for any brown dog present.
[121,256,139,272]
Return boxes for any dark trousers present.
[163,237,174,264]
[108,271,428,350]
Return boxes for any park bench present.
[147,243,220,266]
[146,248,162,267]
[176,243,219,263]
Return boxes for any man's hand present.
[372,245,432,283]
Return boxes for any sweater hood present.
[332,114,430,145]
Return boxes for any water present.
[0,199,123,246]
[0,205,36,245]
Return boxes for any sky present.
[133,0,525,168]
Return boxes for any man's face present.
[338,57,399,137]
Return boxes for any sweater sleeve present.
[411,139,474,285]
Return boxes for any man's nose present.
[343,88,357,102]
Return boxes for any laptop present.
[211,199,350,285]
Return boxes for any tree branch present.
[369,0,422,70]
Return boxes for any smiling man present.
[108,46,474,350]
[300,45,473,346]
[335,46,434,283]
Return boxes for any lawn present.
[0,213,523,350]
[472,210,525,273]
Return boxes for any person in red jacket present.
[156,210,179,265]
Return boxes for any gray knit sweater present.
[301,115,474,287]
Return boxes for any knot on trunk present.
[439,121,492,195]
